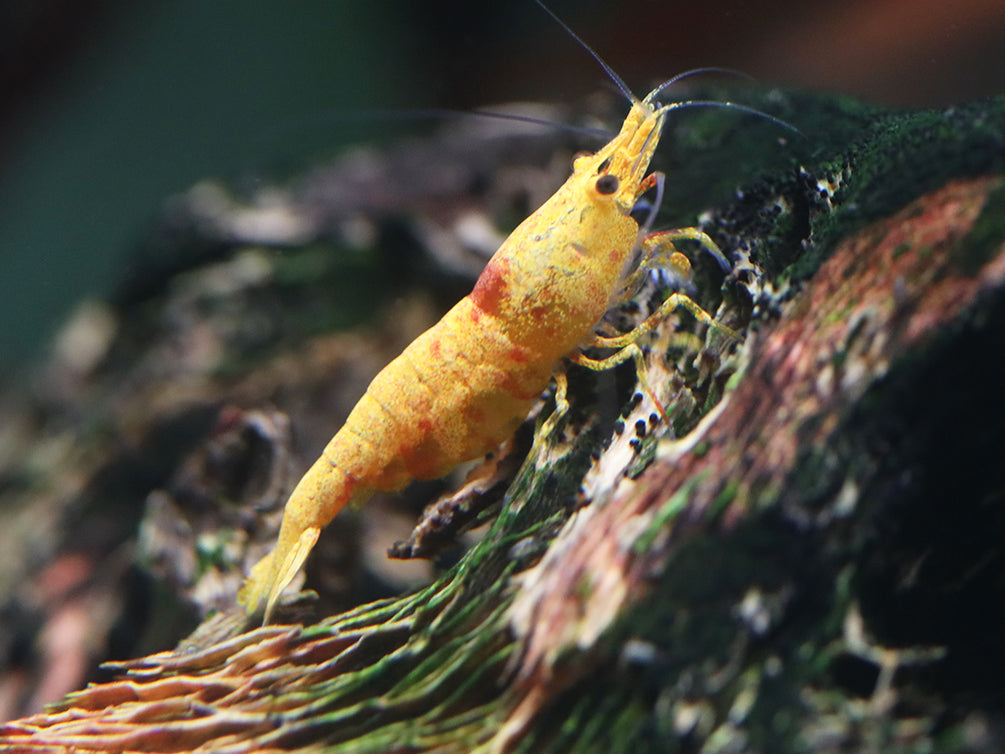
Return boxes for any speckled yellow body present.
[239,99,675,620]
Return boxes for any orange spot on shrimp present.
[470,258,511,316]
[461,403,486,426]
[401,433,446,479]
[496,368,540,401]
[508,345,532,364]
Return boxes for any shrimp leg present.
[560,230,738,423]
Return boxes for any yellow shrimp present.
[239,7,744,622]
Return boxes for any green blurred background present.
[2,0,1004,373]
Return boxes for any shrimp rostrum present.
[238,30,744,623]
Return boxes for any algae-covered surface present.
[0,88,1004,752]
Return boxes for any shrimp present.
[239,5,746,622]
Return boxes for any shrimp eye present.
[595,174,619,195]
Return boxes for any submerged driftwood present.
[1,87,1004,752]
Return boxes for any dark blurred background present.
[2,0,1004,373]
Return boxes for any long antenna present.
[533,0,637,104]
[660,99,803,136]
[644,68,756,104]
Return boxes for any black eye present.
[595,174,619,195]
